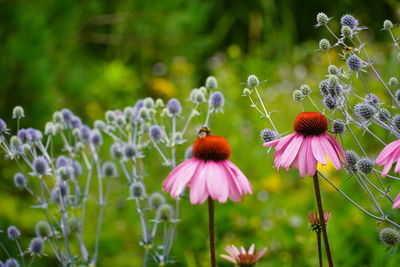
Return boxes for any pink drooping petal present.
[380,147,400,177]
[311,135,327,165]
[163,158,201,197]
[205,161,229,203]
[224,160,253,198]
[393,149,400,173]
[326,134,346,162]
[320,135,341,170]
[276,133,298,152]
[306,137,317,176]
[393,193,400,209]
[188,161,210,204]
[298,137,309,177]
[376,140,400,165]
[263,139,280,147]
[279,134,304,169]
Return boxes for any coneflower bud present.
[247,74,260,88]
[209,91,225,110]
[341,14,358,28]
[149,192,165,210]
[102,161,118,178]
[185,146,193,160]
[167,99,182,116]
[394,115,400,131]
[35,221,51,238]
[357,158,374,174]
[14,173,26,189]
[90,129,103,146]
[105,111,116,123]
[260,129,278,143]
[155,99,164,108]
[45,122,56,136]
[308,211,331,232]
[5,258,19,267]
[327,65,339,75]
[316,12,329,26]
[33,156,48,176]
[346,150,359,173]
[319,80,330,96]
[94,120,106,131]
[205,76,218,89]
[347,55,363,71]
[293,90,305,102]
[156,204,174,222]
[67,217,80,234]
[299,84,311,96]
[389,77,399,88]
[149,125,163,141]
[332,119,346,134]
[323,96,337,109]
[319,38,330,50]
[341,26,353,38]
[7,226,21,240]
[61,108,73,122]
[143,97,155,109]
[383,20,393,30]
[12,106,24,119]
[355,103,375,120]
[29,237,44,254]
[378,108,390,122]
[53,111,63,123]
[130,181,146,199]
[379,228,400,246]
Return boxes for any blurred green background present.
[1,0,400,266]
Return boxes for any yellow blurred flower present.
[262,173,283,193]
[149,77,176,98]
[86,101,103,120]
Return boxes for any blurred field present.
[1,0,400,266]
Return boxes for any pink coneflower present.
[220,244,267,267]
[263,112,345,177]
[393,194,400,209]
[375,140,400,177]
[308,211,332,232]
[163,128,252,204]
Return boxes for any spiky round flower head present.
[323,96,337,110]
[67,217,80,234]
[56,156,68,168]
[29,237,44,254]
[160,108,171,117]
[70,116,82,128]
[347,54,363,71]
[10,136,20,148]
[149,125,163,141]
[155,99,164,108]
[260,129,278,143]
[327,65,340,75]
[57,167,72,181]
[190,89,206,103]
[57,182,69,197]
[319,80,330,96]
[79,125,91,141]
[299,84,311,96]
[27,128,42,141]
[357,158,374,174]
[167,98,182,116]
[105,111,116,123]
[156,203,174,222]
[242,88,251,96]
[365,93,379,106]
[110,143,123,159]
[14,173,26,189]
[379,228,400,247]
[354,103,375,120]
[341,14,359,28]
[205,76,218,89]
[209,91,225,110]
[319,38,330,50]
[35,221,51,238]
[346,150,359,173]
[316,12,329,26]
[61,108,73,122]
[33,156,48,176]
[185,146,193,160]
[293,90,305,102]
[90,129,103,146]
[143,97,155,109]
[149,192,165,210]
[378,108,390,121]
[71,160,82,176]
[341,26,353,38]
[332,119,346,134]
[141,122,150,133]
[102,161,118,178]
[130,181,146,199]
[44,122,56,136]
[247,74,260,88]
[389,77,399,88]
[0,119,8,135]
[394,115,400,131]
[116,116,126,127]
[22,144,31,155]
[94,120,106,131]
[395,90,400,103]
[52,111,63,123]
[7,226,21,240]
[5,259,19,267]
[124,107,133,118]
[12,106,24,119]
[124,143,140,159]
[383,20,393,30]
[294,112,328,136]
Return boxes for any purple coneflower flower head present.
[7,226,21,240]
[32,156,49,176]
[221,244,267,266]
[341,14,359,29]
[149,125,163,141]
[167,98,182,116]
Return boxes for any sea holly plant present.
[244,13,400,266]
[0,76,224,266]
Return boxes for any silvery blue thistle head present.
[393,115,400,131]
[354,103,375,120]
[319,38,331,50]
[379,228,400,247]
[70,116,82,128]
[189,89,206,103]
[90,129,103,146]
[71,160,82,176]
[67,217,80,234]
[105,111,116,123]
[346,150,359,173]
[260,129,278,142]
[56,156,69,168]
[123,143,142,159]
[323,96,337,110]
[143,97,155,109]
[247,74,260,88]
[110,143,123,159]
[45,122,56,136]
[58,166,73,181]
[53,111,63,123]
[327,65,339,75]
[332,119,346,134]
[14,173,26,189]
[27,128,42,141]
[94,120,106,131]
[341,25,353,38]
[32,156,49,176]
[365,93,379,106]
[102,161,118,178]
[383,20,393,30]
[155,99,164,108]
[4,259,19,267]
[35,221,51,238]
[389,77,399,88]
[124,107,134,118]
[341,14,359,28]
[347,54,363,71]
[319,80,330,96]
[299,84,311,96]
[7,226,21,240]
[57,182,69,197]
[12,106,25,119]
[356,158,374,174]
[167,98,182,116]
[395,90,400,103]
[209,91,224,112]
[315,12,329,27]
[156,203,174,222]
[293,90,304,102]
[29,237,44,255]
[378,108,390,122]
[149,192,165,210]
[130,181,146,199]
[0,119,8,135]
[61,108,73,123]
[149,125,163,141]
[205,76,218,89]
[79,125,91,141]
[133,99,144,114]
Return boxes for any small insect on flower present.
[308,211,331,232]
[263,112,345,177]
[163,127,252,204]
[220,244,267,266]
